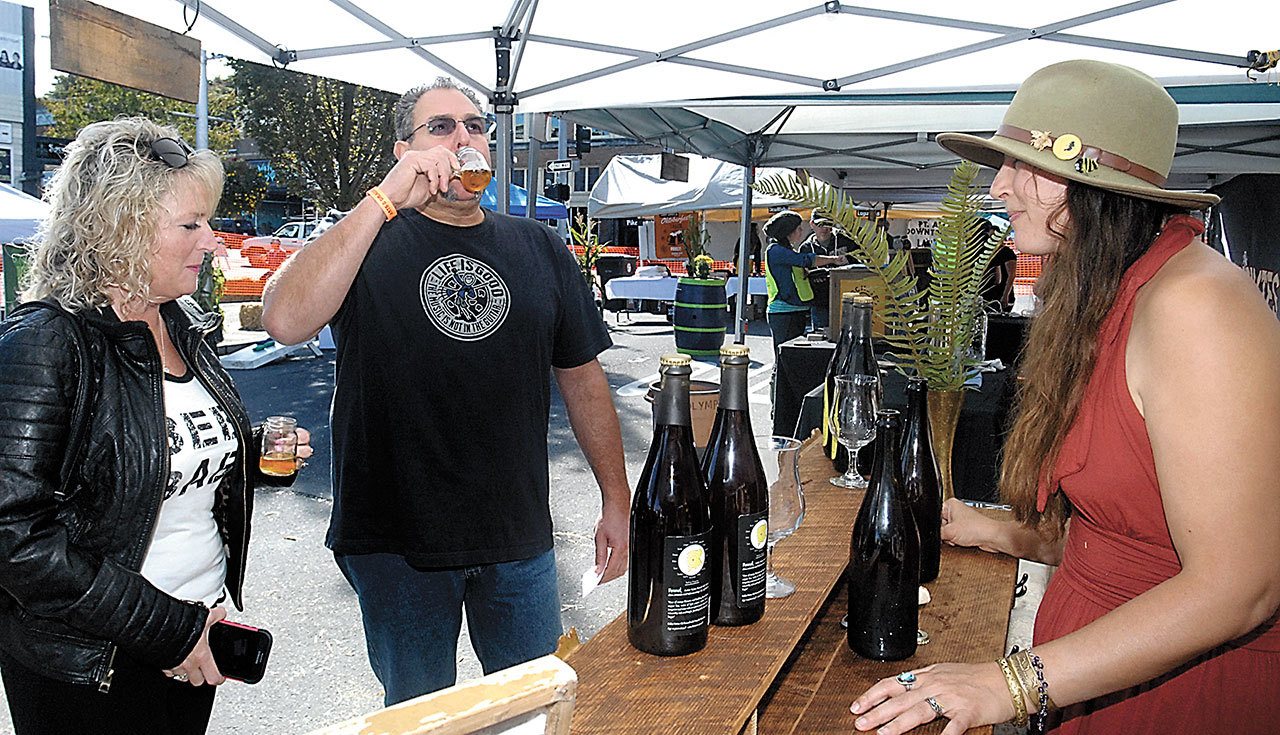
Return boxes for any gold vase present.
[926,389,966,502]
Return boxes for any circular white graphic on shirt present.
[419,254,510,342]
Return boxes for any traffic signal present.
[575,125,592,156]
[548,183,571,202]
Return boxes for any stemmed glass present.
[758,435,805,599]
[830,374,879,489]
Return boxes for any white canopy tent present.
[561,82,1280,201]
[87,0,1279,336]
[587,154,797,219]
[0,182,48,244]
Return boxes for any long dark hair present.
[1000,181,1185,533]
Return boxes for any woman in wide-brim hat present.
[850,60,1280,735]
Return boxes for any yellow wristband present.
[366,186,397,221]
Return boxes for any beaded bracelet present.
[996,657,1029,726]
[1009,648,1054,733]
[1028,649,1052,732]
[366,186,397,221]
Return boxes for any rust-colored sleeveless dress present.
[1032,215,1280,734]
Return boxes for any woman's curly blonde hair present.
[22,117,224,312]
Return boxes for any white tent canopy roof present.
[0,183,49,243]
[93,1,1275,112]
[561,81,1280,200]
[588,155,797,219]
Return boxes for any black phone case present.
[208,621,273,685]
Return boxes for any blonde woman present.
[0,118,311,734]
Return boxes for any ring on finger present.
[926,696,945,717]
[172,673,189,682]
[895,671,917,691]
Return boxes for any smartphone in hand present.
[208,620,273,684]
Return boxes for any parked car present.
[241,220,318,252]
[211,217,257,236]
[303,210,351,245]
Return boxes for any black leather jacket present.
[0,298,286,690]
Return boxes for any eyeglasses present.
[405,115,495,141]
[145,137,193,169]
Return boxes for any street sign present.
[546,158,573,173]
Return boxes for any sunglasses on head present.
[405,115,495,141]
[146,137,193,169]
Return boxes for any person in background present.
[850,60,1280,735]
[260,77,630,705]
[798,209,853,332]
[0,117,311,735]
[763,210,849,356]
[976,218,1019,313]
[732,221,764,276]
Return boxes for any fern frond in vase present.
[753,160,1008,390]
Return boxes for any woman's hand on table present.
[850,662,1014,735]
[940,498,1006,554]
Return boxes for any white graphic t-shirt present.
[139,371,237,605]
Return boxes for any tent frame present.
[175,0,1260,218]
[165,0,1267,339]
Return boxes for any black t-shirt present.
[326,209,612,566]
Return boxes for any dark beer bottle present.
[847,410,920,661]
[824,293,880,473]
[900,377,941,583]
[628,353,713,656]
[702,344,768,626]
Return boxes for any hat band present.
[996,124,1167,187]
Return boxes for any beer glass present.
[259,416,298,477]
[454,147,492,193]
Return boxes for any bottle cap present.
[660,353,692,367]
[842,292,874,305]
[720,344,749,358]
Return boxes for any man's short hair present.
[394,77,486,141]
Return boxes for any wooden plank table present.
[567,437,1018,735]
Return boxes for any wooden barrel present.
[673,278,727,357]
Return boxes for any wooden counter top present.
[567,437,1018,735]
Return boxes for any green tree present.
[41,74,241,153]
[219,158,269,218]
[226,60,398,210]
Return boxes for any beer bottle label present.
[663,532,711,633]
[737,512,769,606]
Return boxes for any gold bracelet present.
[997,657,1029,726]
[1009,650,1058,712]
[1008,650,1039,711]
[366,186,397,221]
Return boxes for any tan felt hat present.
[936,59,1219,209]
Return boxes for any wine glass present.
[830,374,879,489]
[757,435,804,598]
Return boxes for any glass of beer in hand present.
[454,147,492,193]
[259,416,298,477]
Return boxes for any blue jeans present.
[335,549,562,705]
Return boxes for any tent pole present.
[733,163,755,343]
[556,116,569,241]
[492,28,515,215]
[196,50,209,150]
[526,117,541,220]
